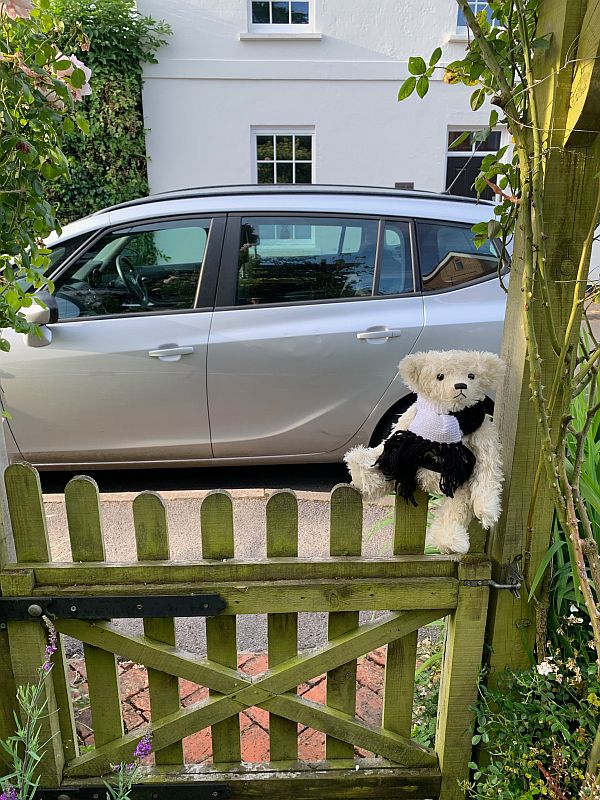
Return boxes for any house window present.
[457,1,492,29]
[445,129,501,200]
[255,132,313,184]
[251,1,310,26]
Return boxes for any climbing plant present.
[0,0,91,349]
[47,0,170,222]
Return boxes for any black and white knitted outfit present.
[375,394,493,505]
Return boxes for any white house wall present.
[137,0,493,194]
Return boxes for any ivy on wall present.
[48,0,170,223]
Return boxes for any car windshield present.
[15,232,93,292]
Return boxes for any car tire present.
[369,394,416,447]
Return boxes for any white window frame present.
[247,0,315,33]
[455,1,491,35]
[251,126,315,186]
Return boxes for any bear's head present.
[399,350,505,412]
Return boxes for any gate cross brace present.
[54,608,448,778]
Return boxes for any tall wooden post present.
[486,0,600,675]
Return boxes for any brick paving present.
[68,648,387,763]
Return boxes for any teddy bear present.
[344,349,505,554]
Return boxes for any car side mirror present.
[22,291,59,347]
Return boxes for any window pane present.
[275,135,293,160]
[272,1,290,23]
[53,221,209,318]
[377,221,414,295]
[295,162,312,184]
[276,162,293,183]
[291,1,309,23]
[446,155,493,199]
[479,130,501,150]
[418,221,498,292]
[257,163,275,183]
[457,1,491,26]
[256,135,274,161]
[447,130,473,152]
[252,1,270,23]
[235,216,378,305]
[295,135,312,160]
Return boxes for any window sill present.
[239,31,323,41]
[447,32,470,43]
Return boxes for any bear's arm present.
[388,402,417,437]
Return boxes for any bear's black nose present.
[454,382,467,390]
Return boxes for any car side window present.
[417,221,499,291]
[377,221,414,295]
[236,216,378,305]
[52,219,211,319]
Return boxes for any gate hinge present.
[461,555,523,599]
[36,785,231,800]
[0,594,226,624]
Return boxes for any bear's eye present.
[436,373,444,381]
[468,373,475,380]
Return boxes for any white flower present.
[55,54,92,102]
[570,604,579,613]
[566,613,583,624]
[1,0,33,19]
[536,660,554,676]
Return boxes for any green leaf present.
[429,47,442,67]
[532,34,552,49]
[398,76,417,101]
[75,114,90,135]
[54,58,73,71]
[487,219,502,239]
[470,87,486,111]
[448,130,470,151]
[408,56,427,75]
[416,76,429,98]
[69,67,87,89]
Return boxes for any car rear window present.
[417,221,499,291]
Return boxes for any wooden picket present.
[0,462,491,800]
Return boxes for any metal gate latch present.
[462,555,523,599]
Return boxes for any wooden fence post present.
[436,558,491,799]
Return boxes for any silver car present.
[1,185,506,469]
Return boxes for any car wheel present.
[369,394,416,447]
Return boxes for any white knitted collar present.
[408,396,463,444]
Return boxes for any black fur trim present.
[375,431,477,504]
[450,398,487,436]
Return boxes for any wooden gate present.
[0,463,490,799]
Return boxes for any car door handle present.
[356,328,402,340]
[148,346,194,358]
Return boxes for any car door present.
[413,219,507,355]
[1,216,224,466]
[207,214,424,458]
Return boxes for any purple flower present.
[41,620,58,672]
[1,785,18,800]
[133,735,152,759]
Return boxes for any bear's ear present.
[476,351,506,390]
[399,352,427,392]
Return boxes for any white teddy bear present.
[345,349,505,554]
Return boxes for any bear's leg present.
[426,486,473,554]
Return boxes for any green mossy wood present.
[0,463,490,798]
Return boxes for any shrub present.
[467,627,600,798]
[47,0,170,222]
